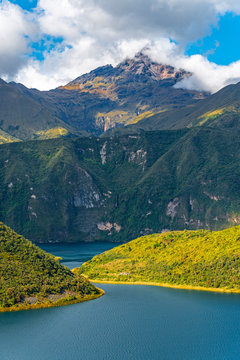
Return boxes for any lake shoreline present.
[0,287,104,313]
[89,279,240,294]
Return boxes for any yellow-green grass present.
[89,280,240,294]
[80,225,240,293]
[130,110,155,124]
[0,288,104,313]
[36,127,69,139]
[197,108,226,126]
[96,109,159,129]
[0,130,21,144]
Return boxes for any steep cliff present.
[0,128,240,243]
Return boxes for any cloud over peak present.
[1,0,240,93]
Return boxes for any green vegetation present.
[0,79,70,141]
[0,222,101,311]
[81,225,240,292]
[0,130,21,144]
[35,127,69,140]
[137,82,240,131]
[1,126,240,243]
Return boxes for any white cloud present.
[210,0,240,14]
[2,0,240,92]
[0,1,36,78]
[14,0,221,90]
[145,40,240,93]
[16,38,150,89]
[37,0,218,43]
[174,57,240,93]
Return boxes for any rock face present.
[1,127,240,243]
[114,53,188,81]
[67,53,189,87]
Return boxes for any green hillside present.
[0,129,21,144]
[1,127,240,243]
[137,82,240,131]
[80,225,240,292]
[0,130,186,242]
[0,222,101,311]
[0,80,72,141]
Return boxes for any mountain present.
[6,54,240,141]
[0,54,206,141]
[136,81,240,131]
[1,127,240,243]
[80,225,240,293]
[0,222,101,311]
[0,79,74,141]
[55,53,205,132]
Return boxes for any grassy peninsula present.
[0,223,102,312]
[80,225,240,293]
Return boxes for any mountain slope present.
[112,127,240,238]
[0,222,101,311]
[137,81,240,131]
[1,128,240,243]
[0,129,20,144]
[0,79,73,141]
[81,225,240,292]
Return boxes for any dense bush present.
[0,223,99,308]
[81,225,240,291]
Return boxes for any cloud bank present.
[1,0,240,92]
[145,40,240,93]
[0,1,36,77]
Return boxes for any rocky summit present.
[59,53,205,132]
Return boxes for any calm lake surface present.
[1,242,240,360]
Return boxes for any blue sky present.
[8,0,37,11]
[2,0,240,91]
[186,12,240,65]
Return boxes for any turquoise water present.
[1,243,240,360]
[40,242,117,269]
